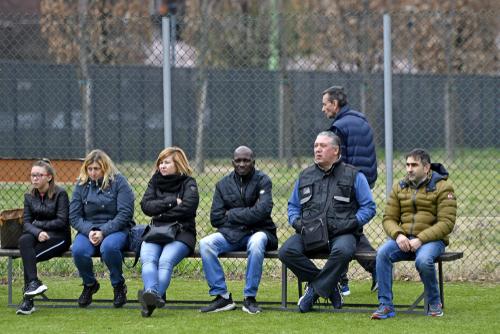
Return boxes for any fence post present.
[162,15,172,148]
[383,13,393,200]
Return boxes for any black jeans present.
[340,232,376,284]
[18,233,70,285]
[279,234,357,298]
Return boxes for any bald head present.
[234,146,254,159]
[232,146,255,176]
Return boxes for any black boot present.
[113,282,127,308]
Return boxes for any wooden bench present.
[0,248,463,313]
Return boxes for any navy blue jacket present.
[69,173,135,236]
[329,105,378,187]
[210,169,278,250]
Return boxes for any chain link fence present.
[0,7,498,285]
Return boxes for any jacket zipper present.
[409,188,417,236]
[239,176,246,205]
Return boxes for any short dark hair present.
[322,85,347,107]
[317,131,342,148]
[405,148,431,165]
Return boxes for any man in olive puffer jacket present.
[371,148,456,320]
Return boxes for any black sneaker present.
[16,297,35,315]
[200,294,236,313]
[329,284,344,309]
[138,289,156,318]
[142,289,165,315]
[113,282,127,308]
[242,296,262,314]
[298,285,319,313]
[24,279,48,297]
[78,281,100,308]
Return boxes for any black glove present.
[292,219,303,234]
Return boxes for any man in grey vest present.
[279,131,376,313]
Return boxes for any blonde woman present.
[138,147,199,317]
[16,159,71,315]
[69,149,134,308]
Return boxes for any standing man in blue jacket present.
[199,146,278,314]
[322,86,378,295]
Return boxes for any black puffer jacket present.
[23,185,71,242]
[210,169,278,250]
[140,172,199,252]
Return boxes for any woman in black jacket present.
[16,159,71,315]
[138,147,199,317]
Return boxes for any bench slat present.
[0,249,462,261]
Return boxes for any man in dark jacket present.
[200,146,278,314]
[279,132,376,313]
[322,85,378,295]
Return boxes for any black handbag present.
[143,222,181,245]
[301,212,329,254]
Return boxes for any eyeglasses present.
[30,173,48,179]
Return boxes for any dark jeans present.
[18,233,70,285]
[340,232,376,284]
[279,234,357,298]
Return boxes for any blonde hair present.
[30,159,57,199]
[154,147,193,176]
[78,149,119,188]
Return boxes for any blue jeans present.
[72,231,128,286]
[200,232,268,297]
[376,238,445,306]
[140,240,190,296]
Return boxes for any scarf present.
[152,172,187,193]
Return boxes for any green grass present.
[0,278,498,333]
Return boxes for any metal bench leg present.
[438,261,444,309]
[8,256,13,306]
[298,279,303,297]
[281,262,288,309]
[409,291,425,311]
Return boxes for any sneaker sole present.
[200,303,236,313]
[242,306,261,314]
[24,285,48,297]
[371,311,396,320]
[428,312,444,317]
[341,290,350,296]
[16,307,35,315]
[143,292,165,308]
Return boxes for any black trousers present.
[18,233,70,285]
[279,234,356,298]
[340,232,376,284]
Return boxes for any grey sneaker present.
[242,296,262,314]
[428,303,444,317]
[200,293,236,313]
[371,304,396,320]
[16,297,35,315]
